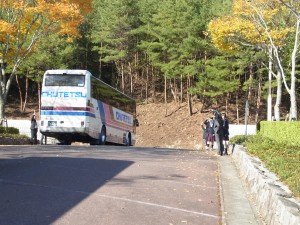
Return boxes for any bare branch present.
[277,0,300,18]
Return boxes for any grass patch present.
[230,135,300,199]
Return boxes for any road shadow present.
[0,156,133,225]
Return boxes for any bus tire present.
[99,126,106,145]
[58,139,71,145]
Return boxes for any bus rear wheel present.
[99,126,106,145]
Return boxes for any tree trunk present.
[0,61,16,119]
[170,78,179,107]
[16,75,24,112]
[164,75,167,117]
[16,75,29,113]
[187,77,192,116]
[145,65,149,103]
[128,61,133,95]
[272,19,299,120]
[99,42,103,80]
[38,81,41,114]
[255,75,262,123]
[247,63,254,124]
[121,63,125,93]
[289,77,297,120]
[180,74,183,104]
[274,71,282,121]
[22,76,29,112]
[236,92,239,124]
[225,92,229,113]
[146,61,149,103]
[0,60,5,119]
[152,66,156,101]
[187,94,192,116]
[289,19,299,120]
[267,48,273,121]
[0,101,4,119]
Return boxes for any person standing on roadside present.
[206,117,215,150]
[211,109,224,156]
[201,118,209,150]
[222,113,229,155]
[30,114,38,144]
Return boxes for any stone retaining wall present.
[231,145,300,225]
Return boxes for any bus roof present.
[44,69,91,75]
[44,69,136,101]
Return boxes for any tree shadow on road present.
[0,156,133,225]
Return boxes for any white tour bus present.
[40,69,138,145]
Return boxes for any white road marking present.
[0,178,220,219]
[89,192,220,219]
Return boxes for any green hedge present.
[258,121,300,146]
[0,126,20,134]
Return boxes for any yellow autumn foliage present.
[209,16,266,50]
[208,0,294,51]
[233,0,282,19]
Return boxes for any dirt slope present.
[135,102,207,150]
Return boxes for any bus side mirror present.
[134,119,139,127]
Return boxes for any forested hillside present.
[1,0,300,122]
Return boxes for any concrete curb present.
[231,145,300,225]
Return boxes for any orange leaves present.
[0,20,16,34]
[34,0,83,36]
[0,0,83,40]
[39,0,84,37]
[70,0,92,14]
[0,0,84,64]
[0,20,16,43]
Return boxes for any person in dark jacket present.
[211,109,224,156]
[201,118,209,150]
[30,114,38,144]
[222,113,229,155]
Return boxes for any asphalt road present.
[0,145,221,225]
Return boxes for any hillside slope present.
[135,102,207,150]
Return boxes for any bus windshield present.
[45,74,85,87]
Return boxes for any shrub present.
[0,134,31,145]
[229,135,254,145]
[0,126,19,134]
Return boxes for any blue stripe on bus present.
[98,101,106,123]
[41,111,96,118]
